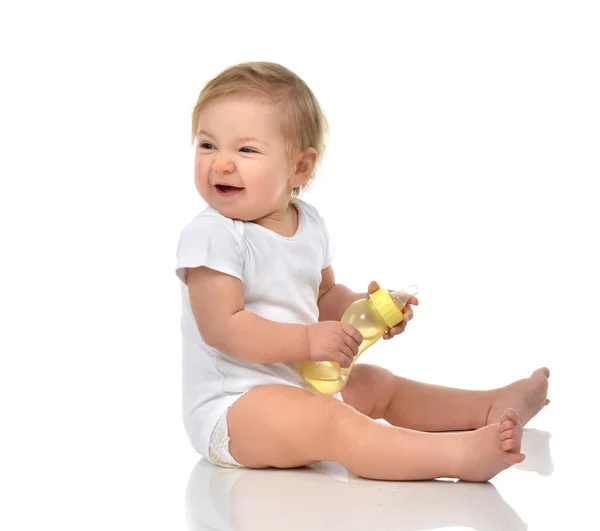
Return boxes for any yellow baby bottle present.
[299,285,418,395]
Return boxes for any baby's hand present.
[306,321,363,368]
[368,281,419,340]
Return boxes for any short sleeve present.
[297,199,335,269]
[321,215,334,269]
[175,214,244,285]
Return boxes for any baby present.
[175,61,550,481]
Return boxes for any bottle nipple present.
[390,284,419,310]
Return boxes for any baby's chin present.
[209,201,256,222]
[202,192,280,222]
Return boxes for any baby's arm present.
[187,266,309,364]
[317,266,365,322]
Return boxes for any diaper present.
[208,407,246,469]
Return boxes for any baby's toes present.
[503,408,519,425]
[501,437,517,451]
[502,451,526,465]
[500,421,515,449]
[499,408,523,454]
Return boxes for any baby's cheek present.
[194,160,207,178]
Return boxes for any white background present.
[1,1,598,529]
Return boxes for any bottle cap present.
[370,285,418,329]
[370,288,405,328]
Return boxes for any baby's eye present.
[199,142,214,149]
[240,147,257,153]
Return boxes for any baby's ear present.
[289,148,317,188]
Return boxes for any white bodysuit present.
[175,198,343,464]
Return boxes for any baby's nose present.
[212,156,235,172]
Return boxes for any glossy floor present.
[185,421,585,531]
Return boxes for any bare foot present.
[458,408,525,482]
[486,367,550,426]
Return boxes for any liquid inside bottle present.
[299,285,417,395]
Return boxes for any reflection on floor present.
[186,428,553,531]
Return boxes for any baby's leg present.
[226,384,524,481]
[342,364,549,431]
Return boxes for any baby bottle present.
[299,285,418,396]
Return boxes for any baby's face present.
[194,94,296,221]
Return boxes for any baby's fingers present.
[367,280,380,294]
[339,344,355,367]
[385,321,407,339]
[341,323,363,351]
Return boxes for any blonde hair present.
[191,61,329,197]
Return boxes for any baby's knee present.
[342,363,397,418]
[314,396,373,454]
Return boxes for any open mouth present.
[215,184,244,196]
